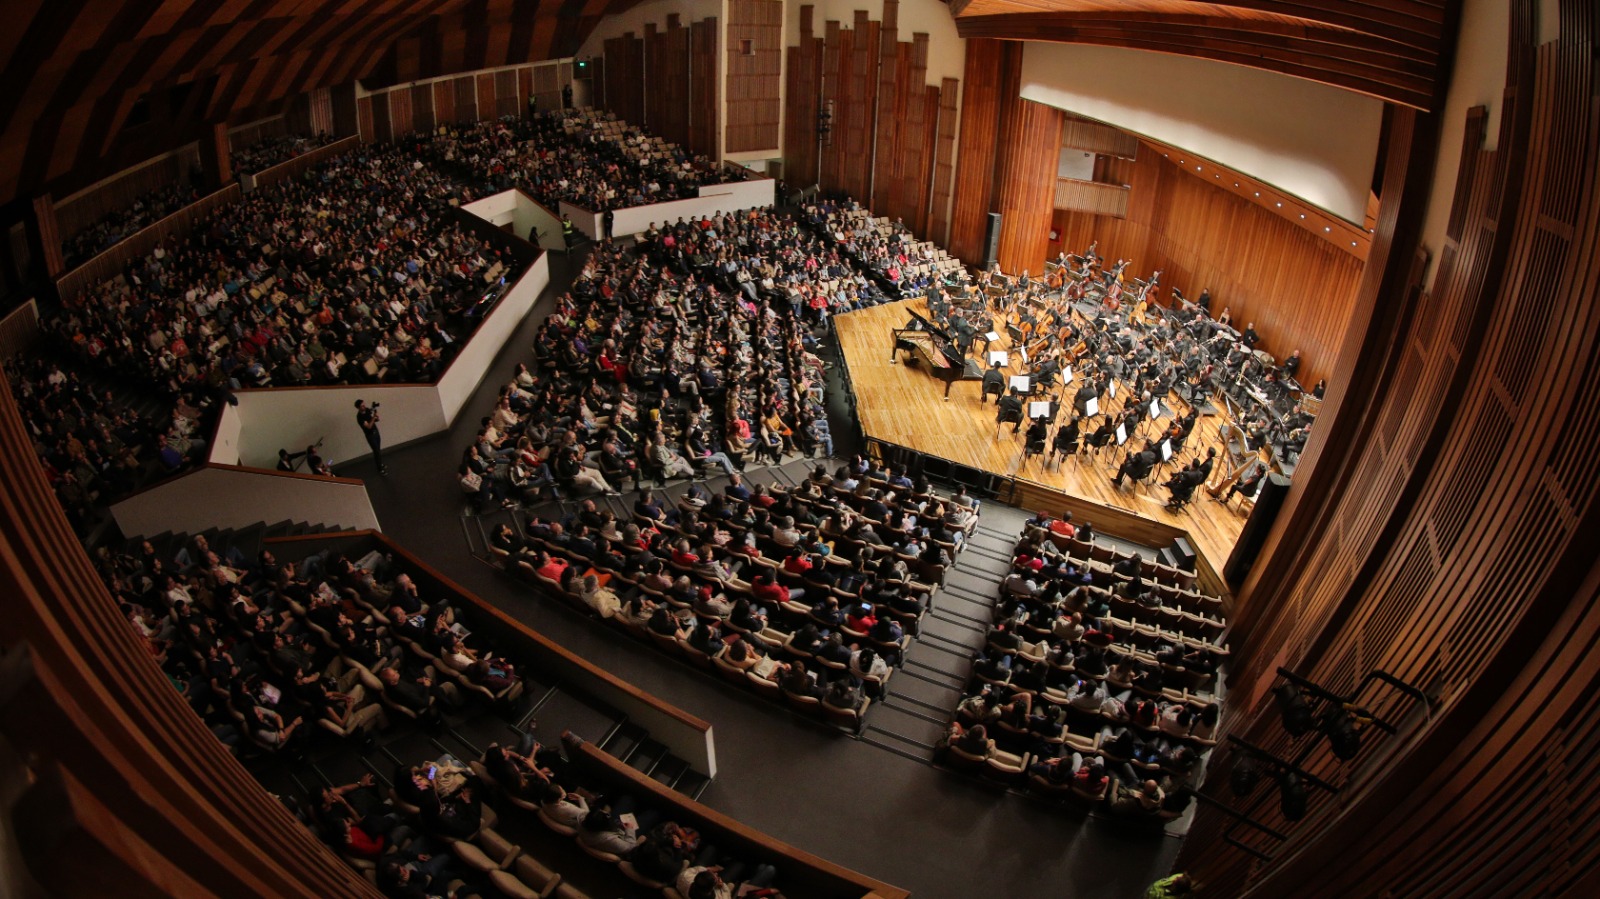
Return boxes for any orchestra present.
[896,239,1316,512]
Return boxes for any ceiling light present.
[1253,192,1259,197]
[1275,202,1282,207]
[1324,226,1331,232]
[1299,214,1305,219]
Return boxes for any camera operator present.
[355,399,386,475]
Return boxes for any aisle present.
[861,505,1032,761]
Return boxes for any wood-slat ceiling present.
[0,0,637,208]
[947,0,1451,110]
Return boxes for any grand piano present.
[892,311,985,399]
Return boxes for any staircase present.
[858,505,1031,762]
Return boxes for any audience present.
[61,180,202,268]
[940,517,1224,821]
[230,131,337,174]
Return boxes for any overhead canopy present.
[948,0,1448,110]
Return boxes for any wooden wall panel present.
[1047,143,1363,388]
[226,117,290,155]
[947,38,1005,265]
[870,0,902,213]
[304,88,336,136]
[432,80,455,127]
[475,73,496,121]
[994,96,1063,274]
[690,19,720,159]
[410,84,435,134]
[928,77,959,246]
[817,12,881,202]
[645,19,692,150]
[391,88,414,140]
[518,67,534,115]
[53,149,199,242]
[602,34,646,129]
[1177,3,1600,897]
[454,75,478,123]
[331,83,359,138]
[371,92,393,143]
[495,70,520,118]
[1059,114,1139,158]
[783,7,824,187]
[1052,179,1129,217]
[726,0,783,153]
[356,96,375,144]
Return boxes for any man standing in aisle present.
[355,399,387,475]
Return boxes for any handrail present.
[206,462,366,486]
[513,187,564,223]
[572,741,911,899]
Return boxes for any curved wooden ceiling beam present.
[950,0,1450,110]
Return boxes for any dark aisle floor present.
[336,247,1182,899]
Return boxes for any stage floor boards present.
[834,298,1246,570]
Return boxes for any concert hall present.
[0,1,1594,897]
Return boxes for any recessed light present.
[1299,214,1305,219]
[1324,227,1331,232]
[1233,182,1239,187]
[1253,192,1259,197]
[1196,166,1202,171]
[1275,202,1281,207]
[1350,241,1357,246]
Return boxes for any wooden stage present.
[833,298,1246,577]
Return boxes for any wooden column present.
[27,195,64,279]
[197,122,232,190]
[946,38,1005,264]
[994,96,1062,274]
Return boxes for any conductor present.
[355,399,387,475]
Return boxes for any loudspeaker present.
[983,213,1002,270]
[1168,536,1197,572]
[1224,473,1291,588]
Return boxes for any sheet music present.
[1115,424,1128,445]
[1085,397,1099,417]
[985,331,1001,342]
[1029,401,1051,418]
[1160,440,1172,461]
[1009,375,1032,393]
[988,351,1009,367]
[1149,398,1162,419]
[1108,380,1118,399]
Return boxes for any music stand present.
[988,350,1009,368]
[1009,375,1033,395]
[1115,423,1129,446]
[1085,397,1100,417]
